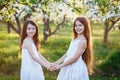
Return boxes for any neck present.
[27,36,33,40]
[77,34,84,38]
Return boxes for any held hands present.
[47,63,62,71]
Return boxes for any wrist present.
[45,64,50,68]
[54,62,59,65]
[60,64,64,68]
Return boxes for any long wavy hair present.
[20,20,40,51]
[73,17,93,75]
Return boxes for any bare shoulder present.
[82,37,87,44]
[78,37,87,48]
[22,38,32,49]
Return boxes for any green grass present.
[0,22,120,80]
[0,75,19,80]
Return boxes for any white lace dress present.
[57,39,89,80]
[20,43,44,80]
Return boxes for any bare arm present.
[53,53,67,64]
[24,41,50,68]
[53,40,73,65]
[39,53,50,64]
[59,40,87,68]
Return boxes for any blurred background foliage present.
[0,0,120,80]
[0,21,120,80]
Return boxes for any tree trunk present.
[43,18,50,41]
[43,15,66,42]
[104,21,109,46]
[23,14,31,21]
[7,22,11,33]
[104,28,109,46]
[7,21,20,35]
[14,15,21,34]
[103,19,118,46]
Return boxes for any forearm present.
[51,58,76,71]
[60,49,83,67]
[54,58,64,64]
[33,56,49,68]
[60,57,77,67]
[54,54,66,64]
[39,54,50,64]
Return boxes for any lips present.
[28,32,35,36]
[76,29,81,32]
[29,32,34,34]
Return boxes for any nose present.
[29,30,34,33]
[76,26,80,28]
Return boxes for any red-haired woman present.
[20,20,50,80]
[51,17,94,80]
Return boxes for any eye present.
[32,27,35,30]
[79,24,82,26]
[75,25,78,27]
[27,27,31,30]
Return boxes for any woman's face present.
[75,20,84,35]
[26,23,36,37]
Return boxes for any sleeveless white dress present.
[57,39,89,80]
[20,43,44,80]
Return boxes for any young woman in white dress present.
[20,20,50,80]
[50,16,93,80]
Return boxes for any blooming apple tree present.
[85,0,120,45]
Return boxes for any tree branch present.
[0,1,9,10]
[108,17,120,31]
[64,2,81,13]
[49,15,66,36]
[7,21,20,34]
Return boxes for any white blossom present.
[85,0,120,23]
[64,0,71,4]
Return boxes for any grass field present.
[0,22,120,80]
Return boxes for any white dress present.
[57,39,89,80]
[20,43,44,80]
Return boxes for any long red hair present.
[20,20,40,51]
[73,17,93,75]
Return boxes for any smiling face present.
[26,23,36,37]
[75,20,84,35]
